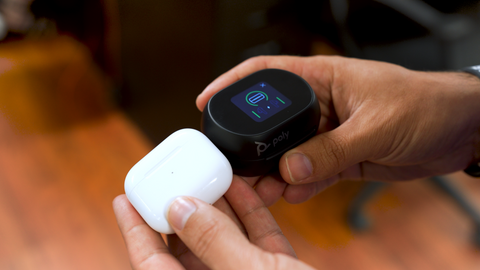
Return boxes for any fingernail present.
[169,197,197,230]
[286,153,313,183]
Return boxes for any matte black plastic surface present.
[202,69,321,176]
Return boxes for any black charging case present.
[202,69,320,176]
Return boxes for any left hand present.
[113,176,310,270]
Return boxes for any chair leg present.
[347,182,386,231]
[430,175,480,247]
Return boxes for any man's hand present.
[197,55,480,205]
[113,176,314,270]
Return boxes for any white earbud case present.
[124,128,233,234]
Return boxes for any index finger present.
[225,176,296,257]
[196,55,307,111]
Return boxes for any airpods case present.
[124,128,233,234]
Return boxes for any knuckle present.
[265,253,282,270]
[239,204,286,243]
[320,135,348,169]
[252,227,285,243]
[240,204,264,220]
[191,218,222,260]
[248,55,267,62]
[243,55,268,66]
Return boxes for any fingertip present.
[287,152,313,183]
[283,177,339,204]
[168,197,198,231]
[195,94,207,112]
[279,154,291,183]
[195,90,218,113]
[112,194,130,215]
[279,150,314,185]
[196,56,275,112]
[283,183,317,204]
[255,175,287,207]
[237,175,261,187]
[113,194,126,205]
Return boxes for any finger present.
[168,197,271,270]
[168,193,248,269]
[283,176,340,204]
[282,164,360,203]
[113,195,184,270]
[279,120,373,185]
[238,175,261,187]
[196,56,308,111]
[167,234,210,270]
[213,196,245,233]
[167,175,261,269]
[225,176,296,257]
[254,173,287,207]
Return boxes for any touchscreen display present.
[230,82,292,122]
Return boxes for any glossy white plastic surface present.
[125,128,233,234]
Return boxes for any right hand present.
[197,55,480,205]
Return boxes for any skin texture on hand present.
[113,56,480,269]
[113,175,315,270]
[197,55,480,205]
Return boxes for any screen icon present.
[257,107,267,115]
[248,92,266,104]
[246,91,268,106]
[231,82,292,122]
[269,100,279,108]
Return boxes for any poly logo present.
[255,131,289,156]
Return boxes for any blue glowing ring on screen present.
[245,91,268,106]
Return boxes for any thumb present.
[279,121,373,184]
[167,197,269,270]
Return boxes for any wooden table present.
[0,37,149,270]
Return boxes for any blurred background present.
[1,0,480,269]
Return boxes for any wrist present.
[418,69,480,174]
[461,68,480,176]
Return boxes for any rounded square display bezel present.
[207,69,315,135]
